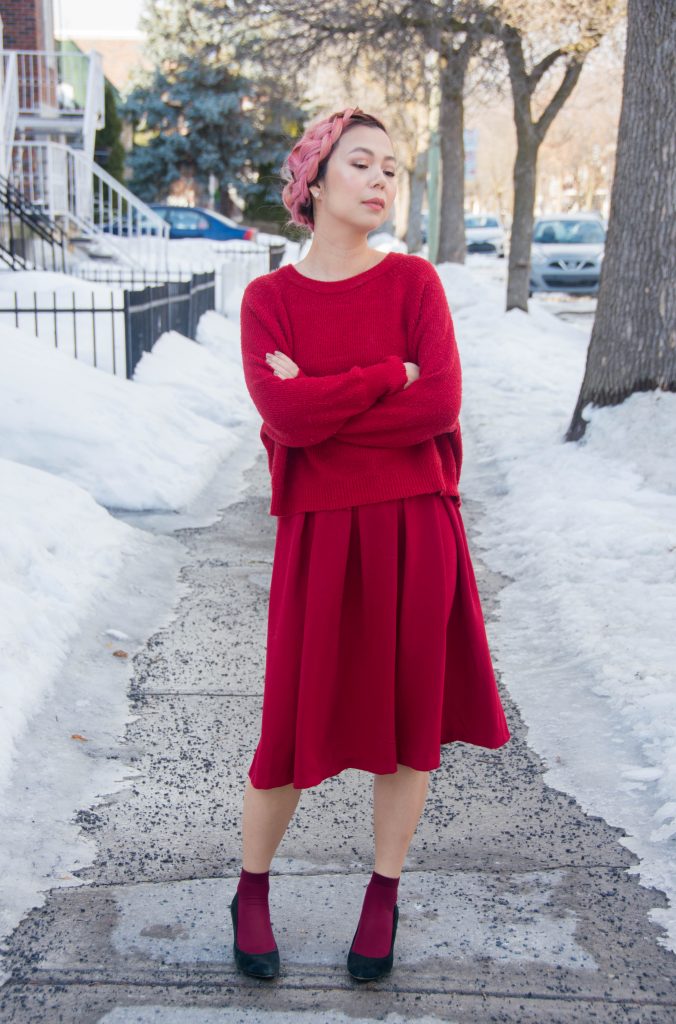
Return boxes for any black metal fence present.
[72,240,286,318]
[0,271,216,378]
[124,272,215,377]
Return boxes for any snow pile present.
[0,323,238,511]
[0,459,134,793]
[0,270,124,299]
[0,309,250,794]
[0,305,260,970]
[132,322,252,431]
[443,260,676,951]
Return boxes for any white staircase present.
[0,46,168,269]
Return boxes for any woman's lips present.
[362,200,384,210]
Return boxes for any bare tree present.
[492,0,623,311]
[204,0,495,263]
[566,0,675,441]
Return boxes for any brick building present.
[0,0,54,51]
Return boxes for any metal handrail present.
[10,140,169,268]
[0,171,67,271]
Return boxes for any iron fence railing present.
[0,270,216,378]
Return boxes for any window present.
[533,219,605,244]
[167,210,209,231]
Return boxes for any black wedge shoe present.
[347,903,399,981]
[230,890,280,979]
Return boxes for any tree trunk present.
[437,54,466,264]
[506,129,538,312]
[406,148,428,253]
[566,0,676,440]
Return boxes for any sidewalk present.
[1,451,675,1023]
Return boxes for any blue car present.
[149,205,258,241]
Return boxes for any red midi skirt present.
[247,492,510,790]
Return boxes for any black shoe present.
[230,890,280,979]
[347,903,399,981]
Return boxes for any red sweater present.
[240,251,463,517]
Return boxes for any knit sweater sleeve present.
[240,294,408,448]
[332,268,462,448]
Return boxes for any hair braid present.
[280,106,388,231]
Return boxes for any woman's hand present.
[265,350,301,379]
[403,361,420,389]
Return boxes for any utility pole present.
[426,52,442,264]
[427,130,440,264]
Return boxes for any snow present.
[0,270,126,298]
[0,323,242,510]
[131,321,252,431]
[0,303,260,977]
[0,237,674,975]
[0,459,133,793]
[442,257,676,953]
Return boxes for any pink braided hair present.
[280,107,388,231]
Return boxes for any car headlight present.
[530,246,547,265]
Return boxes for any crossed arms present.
[240,268,461,452]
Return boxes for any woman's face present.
[311,124,397,235]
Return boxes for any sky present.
[54,0,145,38]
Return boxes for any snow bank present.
[0,270,125,299]
[0,303,259,971]
[445,259,676,952]
[0,323,235,511]
[132,321,252,431]
[0,459,133,793]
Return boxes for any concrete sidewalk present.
[1,453,675,1023]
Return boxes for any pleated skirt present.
[247,492,510,790]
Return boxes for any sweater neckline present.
[282,251,398,292]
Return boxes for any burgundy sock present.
[351,870,400,957]
[235,867,277,954]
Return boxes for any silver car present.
[465,214,506,257]
[529,213,605,295]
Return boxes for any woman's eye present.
[354,164,396,178]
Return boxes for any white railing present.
[0,50,18,176]
[10,140,169,268]
[1,49,99,119]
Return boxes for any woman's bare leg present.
[241,778,302,871]
[372,764,430,876]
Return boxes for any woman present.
[231,106,510,982]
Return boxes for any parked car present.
[149,205,258,241]
[100,212,163,236]
[419,211,506,256]
[465,214,506,257]
[529,213,605,295]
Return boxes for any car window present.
[465,215,500,228]
[168,210,208,230]
[151,207,172,223]
[533,219,605,244]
